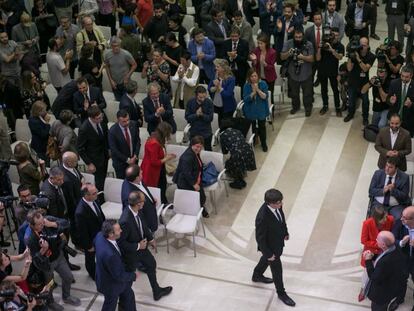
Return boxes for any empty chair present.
[82,172,95,184]
[234,86,241,104]
[173,108,188,144]
[181,15,195,33]
[105,100,120,123]
[165,144,187,184]
[162,189,206,257]
[10,119,32,150]
[100,177,123,219]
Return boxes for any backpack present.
[202,162,219,187]
[363,124,379,142]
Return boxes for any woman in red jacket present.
[249,33,277,106]
[358,205,394,301]
[141,122,176,203]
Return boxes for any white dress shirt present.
[390,128,399,149]
[107,239,121,254]
[267,205,283,222]
[171,63,200,100]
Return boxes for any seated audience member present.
[119,80,143,126]
[219,119,256,189]
[358,205,394,302]
[243,69,269,152]
[375,113,412,172]
[141,122,176,204]
[185,86,214,151]
[208,59,237,126]
[171,51,200,109]
[143,82,177,135]
[108,110,141,179]
[73,77,107,123]
[49,110,77,153]
[173,136,210,218]
[14,142,46,195]
[142,48,171,96]
[121,164,158,233]
[28,101,51,162]
[368,157,410,219]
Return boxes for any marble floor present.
[11,3,414,311]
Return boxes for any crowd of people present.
[0,0,414,309]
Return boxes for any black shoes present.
[290,108,299,115]
[313,78,320,87]
[252,274,273,284]
[363,119,369,126]
[319,107,328,115]
[305,110,312,117]
[370,34,380,40]
[388,300,399,311]
[202,209,209,218]
[336,109,342,117]
[278,293,296,307]
[68,263,81,271]
[262,145,268,152]
[153,286,173,301]
[343,114,353,122]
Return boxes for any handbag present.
[363,124,379,143]
[202,161,219,187]
[46,136,61,161]
[165,160,177,176]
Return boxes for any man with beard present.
[142,2,169,44]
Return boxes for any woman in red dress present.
[136,0,153,31]
[141,122,176,203]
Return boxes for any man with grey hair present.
[104,36,137,101]
[142,82,177,135]
[40,166,67,218]
[363,231,405,311]
[119,80,143,126]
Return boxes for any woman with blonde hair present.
[208,58,236,126]
[28,101,51,162]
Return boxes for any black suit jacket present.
[225,0,255,26]
[304,25,322,54]
[366,247,406,305]
[223,38,250,85]
[60,165,83,219]
[119,94,143,126]
[205,19,231,58]
[108,121,141,168]
[345,3,372,29]
[40,180,67,218]
[73,86,107,122]
[51,80,78,118]
[387,78,414,136]
[74,199,105,251]
[173,147,202,190]
[118,207,154,271]
[368,169,410,205]
[77,119,109,167]
[299,0,324,16]
[392,219,412,258]
[142,94,177,135]
[120,180,158,232]
[255,203,289,259]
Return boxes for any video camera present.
[22,193,49,211]
[375,41,391,67]
[346,36,362,59]
[371,76,382,87]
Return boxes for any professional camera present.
[371,76,382,87]
[346,36,362,59]
[0,289,16,300]
[39,232,77,258]
[26,291,49,303]
[321,25,334,50]
[375,43,390,67]
[22,193,49,211]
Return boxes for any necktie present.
[97,124,103,137]
[136,215,144,238]
[316,27,321,48]
[113,241,121,254]
[153,98,159,109]
[383,176,393,206]
[93,201,102,220]
[85,93,90,103]
[400,83,408,117]
[58,187,68,214]
[275,209,283,223]
[232,41,237,51]
[219,23,227,39]
[124,127,131,155]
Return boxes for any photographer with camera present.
[280,29,314,116]
[383,40,404,80]
[0,280,40,311]
[344,36,376,125]
[26,210,80,310]
[15,185,50,227]
[316,26,344,116]
[361,68,390,128]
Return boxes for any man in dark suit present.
[108,110,141,179]
[95,219,139,311]
[75,183,105,280]
[252,189,296,307]
[119,80,143,126]
[305,11,323,85]
[363,231,405,311]
[118,191,172,301]
[223,27,250,91]
[60,151,83,247]
[274,3,303,54]
[374,113,412,172]
[392,206,414,309]
[73,77,107,123]
[368,156,410,219]
[387,65,414,136]
[51,80,78,118]
[299,0,324,20]
[345,0,372,38]
[143,82,177,135]
[77,106,109,193]
[121,165,158,233]
[40,166,67,219]
[205,7,231,58]
[225,0,256,27]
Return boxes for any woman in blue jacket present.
[208,59,236,126]
[243,69,269,152]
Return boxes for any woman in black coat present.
[28,101,51,162]
[173,135,209,218]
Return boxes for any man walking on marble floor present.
[252,188,296,307]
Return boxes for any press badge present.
[392,1,397,8]
[360,72,366,77]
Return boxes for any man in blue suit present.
[95,219,139,311]
[119,80,143,126]
[368,156,410,219]
[188,28,216,84]
[121,165,158,233]
[274,2,303,55]
[108,110,141,179]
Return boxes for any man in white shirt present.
[46,37,73,92]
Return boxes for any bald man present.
[61,151,84,248]
[392,206,414,309]
[364,231,405,311]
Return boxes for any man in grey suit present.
[205,7,231,58]
[375,113,412,172]
[322,0,345,40]
[368,156,410,219]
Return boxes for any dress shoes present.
[343,114,353,122]
[202,209,210,218]
[153,286,173,301]
[319,107,328,115]
[363,119,369,126]
[278,293,296,307]
[370,34,380,40]
[251,275,273,284]
[305,110,312,117]
[262,145,268,152]
[68,263,81,271]
[290,108,299,115]
[386,300,399,311]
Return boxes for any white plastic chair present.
[165,144,188,184]
[107,159,116,178]
[100,177,123,219]
[97,25,111,42]
[406,138,414,197]
[105,100,120,123]
[82,172,95,185]
[173,108,188,144]
[182,15,195,33]
[147,186,165,220]
[138,130,150,159]
[162,189,206,257]
[10,120,32,151]
[234,86,241,104]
